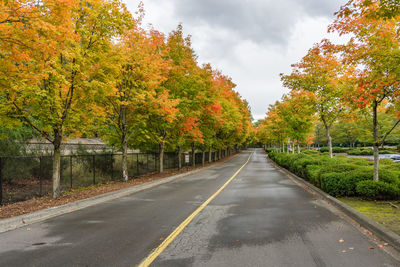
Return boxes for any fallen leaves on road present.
[368,246,375,250]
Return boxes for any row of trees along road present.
[0,1,253,198]
[257,0,400,182]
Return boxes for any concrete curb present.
[267,156,400,252]
[0,155,235,234]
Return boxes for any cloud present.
[125,0,348,121]
[155,0,345,45]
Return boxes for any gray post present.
[70,156,73,189]
[39,156,43,196]
[137,154,139,176]
[147,154,149,172]
[92,155,96,184]
[111,154,114,181]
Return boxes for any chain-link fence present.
[0,149,235,205]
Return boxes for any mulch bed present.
[0,154,237,219]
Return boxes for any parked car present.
[388,155,400,163]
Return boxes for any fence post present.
[111,154,114,181]
[92,155,96,184]
[70,156,73,189]
[136,154,139,176]
[39,156,43,196]
[146,153,149,172]
[0,157,2,206]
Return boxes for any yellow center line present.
[137,152,253,267]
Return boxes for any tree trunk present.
[52,130,62,198]
[178,145,182,170]
[122,136,128,182]
[202,150,205,166]
[325,125,333,159]
[297,142,300,154]
[282,139,285,153]
[287,139,290,154]
[208,146,212,163]
[373,101,379,181]
[159,142,165,173]
[191,143,195,167]
[121,105,129,182]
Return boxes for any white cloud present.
[124,0,348,121]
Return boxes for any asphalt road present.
[0,149,399,266]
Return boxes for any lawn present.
[338,197,400,236]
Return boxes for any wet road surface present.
[0,149,399,266]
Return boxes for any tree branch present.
[381,119,400,145]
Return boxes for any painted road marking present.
[138,152,253,267]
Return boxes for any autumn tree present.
[330,0,400,181]
[278,91,316,153]
[260,102,287,152]
[100,23,170,181]
[163,25,205,168]
[0,0,132,197]
[281,40,347,158]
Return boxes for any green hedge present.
[319,147,349,153]
[347,148,395,155]
[268,152,400,200]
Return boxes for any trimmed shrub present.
[356,180,400,200]
[347,148,395,155]
[380,158,395,165]
[303,150,318,155]
[322,172,349,197]
[380,150,395,154]
[319,147,348,153]
[347,149,373,155]
[379,169,400,186]
[305,165,322,185]
[319,147,329,153]
[267,151,400,200]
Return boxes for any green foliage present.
[319,147,348,153]
[347,148,395,155]
[322,173,349,197]
[268,151,400,200]
[356,180,400,200]
[0,126,35,156]
[303,150,318,155]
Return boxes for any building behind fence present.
[0,149,235,205]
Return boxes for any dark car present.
[388,155,400,163]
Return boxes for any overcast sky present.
[125,0,348,121]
